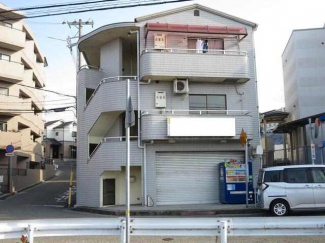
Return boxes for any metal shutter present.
[156,152,244,205]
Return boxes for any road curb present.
[72,206,263,216]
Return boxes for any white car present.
[257,165,325,216]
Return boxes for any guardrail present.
[1,217,325,243]
[142,48,247,56]
[142,109,251,116]
[84,76,137,109]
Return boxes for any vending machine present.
[219,159,254,204]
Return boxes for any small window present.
[0,53,10,61]
[194,10,200,16]
[189,94,227,111]
[264,170,283,183]
[0,122,7,132]
[55,132,59,136]
[311,168,325,183]
[0,87,9,96]
[285,168,309,183]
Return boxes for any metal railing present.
[89,136,138,160]
[84,76,137,110]
[264,145,325,167]
[143,48,247,56]
[1,217,324,243]
[142,109,251,116]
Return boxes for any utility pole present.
[62,19,93,207]
[62,19,94,69]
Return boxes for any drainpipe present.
[143,140,154,207]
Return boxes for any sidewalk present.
[73,203,264,216]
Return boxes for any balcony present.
[0,96,31,115]
[0,25,26,51]
[19,113,44,136]
[141,110,253,141]
[21,53,45,88]
[84,76,138,132]
[0,131,22,149]
[141,49,250,82]
[0,60,24,83]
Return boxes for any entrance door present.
[285,168,315,209]
[103,179,115,206]
[310,167,325,208]
[52,146,59,159]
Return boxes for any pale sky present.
[2,0,325,121]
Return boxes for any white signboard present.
[0,175,3,183]
[167,117,236,137]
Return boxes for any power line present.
[16,83,76,98]
[0,0,119,14]
[0,0,193,21]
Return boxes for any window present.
[311,168,325,183]
[0,122,7,131]
[189,94,226,111]
[264,170,283,183]
[194,10,200,16]
[285,168,309,183]
[0,87,9,96]
[55,132,59,136]
[0,53,10,61]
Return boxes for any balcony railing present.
[84,76,137,109]
[0,24,26,51]
[0,60,24,82]
[141,48,250,82]
[143,48,247,56]
[78,65,100,72]
[89,136,138,160]
[142,109,250,116]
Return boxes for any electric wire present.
[0,0,193,21]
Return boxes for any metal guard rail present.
[88,136,138,160]
[142,48,247,56]
[142,109,251,116]
[84,76,137,110]
[1,217,325,243]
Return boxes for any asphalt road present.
[0,162,107,220]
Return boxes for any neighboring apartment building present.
[0,4,51,193]
[283,27,325,121]
[268,26,325,165]
[43,120,77,161]
[77,4,260,207]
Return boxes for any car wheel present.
[270,200,290,216]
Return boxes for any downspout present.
[252,28,262,168]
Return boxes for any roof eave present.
[135,4,258,29]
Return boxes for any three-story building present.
[77,4,260,207]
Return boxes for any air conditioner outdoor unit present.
[173,79,189,94]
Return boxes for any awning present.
[145,23,248,39]
[45,138,62,146]
[273,112,325,134]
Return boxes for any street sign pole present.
[245,138,249,208]
[309,118,315,164]
[125,79,131,243]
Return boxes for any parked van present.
[257,165,325,216]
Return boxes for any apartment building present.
[267,27,325,165]
[44,120,77,161]
[77,4,260,207]
[0,4,48,192]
